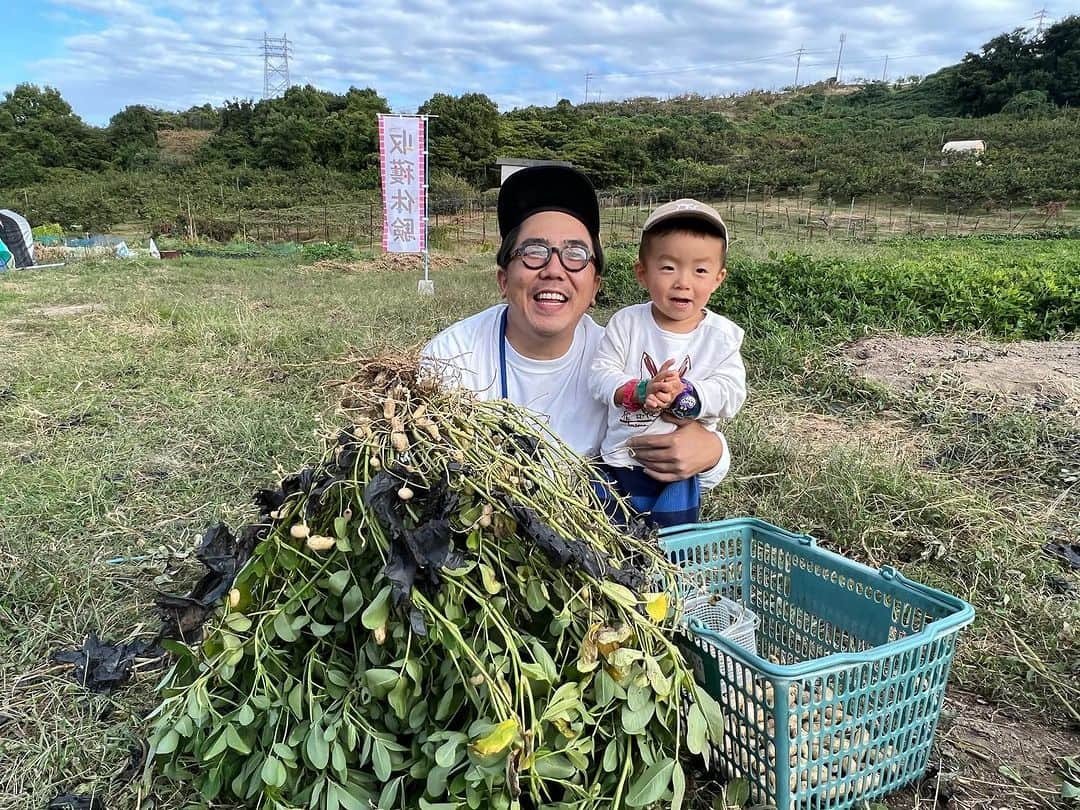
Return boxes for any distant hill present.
[1,16,1076,232]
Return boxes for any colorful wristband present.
[635,378,650,408]
[670,379,702,419]
[620,379,642,412]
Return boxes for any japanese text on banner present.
[377,115,426,253]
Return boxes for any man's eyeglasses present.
[510,242,593,272]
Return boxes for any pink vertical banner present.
[377,114,426,253]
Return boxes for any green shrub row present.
[599,241,1079,340]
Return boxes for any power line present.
[593,49,811,80]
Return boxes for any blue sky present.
[0,0,1053,126]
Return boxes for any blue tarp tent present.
[0,210,34,268]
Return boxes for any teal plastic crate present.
[662,518,974,810]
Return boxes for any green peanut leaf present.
[224,612,251,632]
[155,729,179,755]
[378,776,403,810]
[533,752,575,780]
[602,738,619,772]
[225,724,250,754]
[671,761,687,810]
[621,700,655,734]
[435,737,461,768]
[627,681,650,711]
[696,688,725,741]
[201,728,229,761]
[273,611,299,642]
[237,704,255,726]
[305,726,329,769]
[529,640,558,683]
[260,755,286,788]
[371,740,392,781]
[626,756,675,807]
[342,585,365,620]
[426,763,449,797]
[686,703,708,757]
[361,585,391,630]
[600,581,639,608]
[326,569,350,596]
[364,667,399,696]
[595,669,619,707]
[288,682,304,718]
[388,677,410,720]
[333,515,349,540]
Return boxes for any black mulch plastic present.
[51,635,165,694]
[1044,541,1080,571]
[154,522,262,642]
[365,466,463,635]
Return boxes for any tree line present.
[0,16,1077,232]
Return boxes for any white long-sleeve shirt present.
[589,303,746,469]
[421,304,732,488]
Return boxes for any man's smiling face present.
[498,210,601,360]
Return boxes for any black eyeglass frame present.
[509,242,594,272]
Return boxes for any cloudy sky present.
[1,0,1051,125]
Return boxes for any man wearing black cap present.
[422,165,729,485]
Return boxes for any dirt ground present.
[893,691,1079,809]
[772,335,1080,808]
[843,336,1080,418]
[309,254,467,273]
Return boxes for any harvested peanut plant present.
[146,357,725,810]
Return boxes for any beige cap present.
[642,198,727,241]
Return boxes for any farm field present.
[0,236,1077,810]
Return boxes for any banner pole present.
[417,113,437,296]
[423,114,430,285]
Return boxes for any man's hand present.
[626,414,723,481]
[644,360,682,411]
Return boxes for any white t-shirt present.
[589,302,746,468]
[421,303,731,487]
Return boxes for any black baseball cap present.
[497,165,601,240]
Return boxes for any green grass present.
[0,244,1076,809]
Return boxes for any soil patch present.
[845,337,1080,416]
[891,690,1079,809]
[310,254,466,273]
[751,401,930,461]
[29,304,106,318]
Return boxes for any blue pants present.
[596,465,700,529]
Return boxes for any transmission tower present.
[1034,8,1048,34]
[263,32,292,99]
[834,33,846,84]
[794,46,807,86]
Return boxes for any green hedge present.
[599,240,1079,340]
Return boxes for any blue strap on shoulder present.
[498,307,509,399]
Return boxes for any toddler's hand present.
[645,362,682,411]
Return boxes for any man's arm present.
[626,416,730,487]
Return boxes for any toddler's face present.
[635,231,726,332]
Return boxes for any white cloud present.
[24,0,1037,124]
